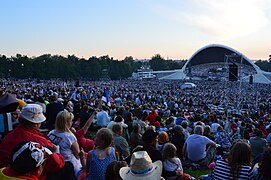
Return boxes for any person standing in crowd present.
[133,114,148,135]
[124,112,134,135]
[168,98,176,115]
[230,124,242,142]
[210,118,220,134]
[258,120,268,138]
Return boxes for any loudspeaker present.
[249,75,253,84]
[229,63,238,81]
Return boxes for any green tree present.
[0,55,9,77]
[149,54,166,71]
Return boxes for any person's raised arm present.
[82,110,98,134]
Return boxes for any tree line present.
[0,53,270,80]
[0,54,186,80]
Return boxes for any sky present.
[0,0,271,61]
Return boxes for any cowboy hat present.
[119,151,162,180]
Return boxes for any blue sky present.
[1,0,271,60]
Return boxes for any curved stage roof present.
[158,44,271,84]
[183,44,255,69]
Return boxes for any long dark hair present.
[258,148,271,180]
[228,142,252,179]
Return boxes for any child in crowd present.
[162,143,183,180]
[85,128,116,180]
[158,131,169,151]
[105,160,128,180]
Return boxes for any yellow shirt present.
[0,168,38,180]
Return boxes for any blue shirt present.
[96,110,110,127]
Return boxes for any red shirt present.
[74,128,94,152]
[0,125,64,178]
[145,110,158,125]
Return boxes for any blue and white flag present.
[101,88,111,107]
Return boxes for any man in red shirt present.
[0,104,75,180]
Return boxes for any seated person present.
[105,160,128,180]
[48,110,82,177]
[212,142,254,179]
[214,126,232,152]
[0,104,66,180]
[0,141,52,180]
[129,124,142,151]
[85,128,116,180]
[254,147,271,179]
[162,143,184,180]
[183,125,216,167]
[119,151,163,180]
[112,123,130,160]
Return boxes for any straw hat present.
[119,151,162,180]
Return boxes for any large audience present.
[1,78,271,180]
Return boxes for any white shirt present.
[48,130,82,176]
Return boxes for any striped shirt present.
[212,160,254,180]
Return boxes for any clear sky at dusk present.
[0,0,271,60]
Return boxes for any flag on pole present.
[101,88,111,107]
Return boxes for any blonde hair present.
[55,110,74,132]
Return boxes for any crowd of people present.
[1,78,271,179]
